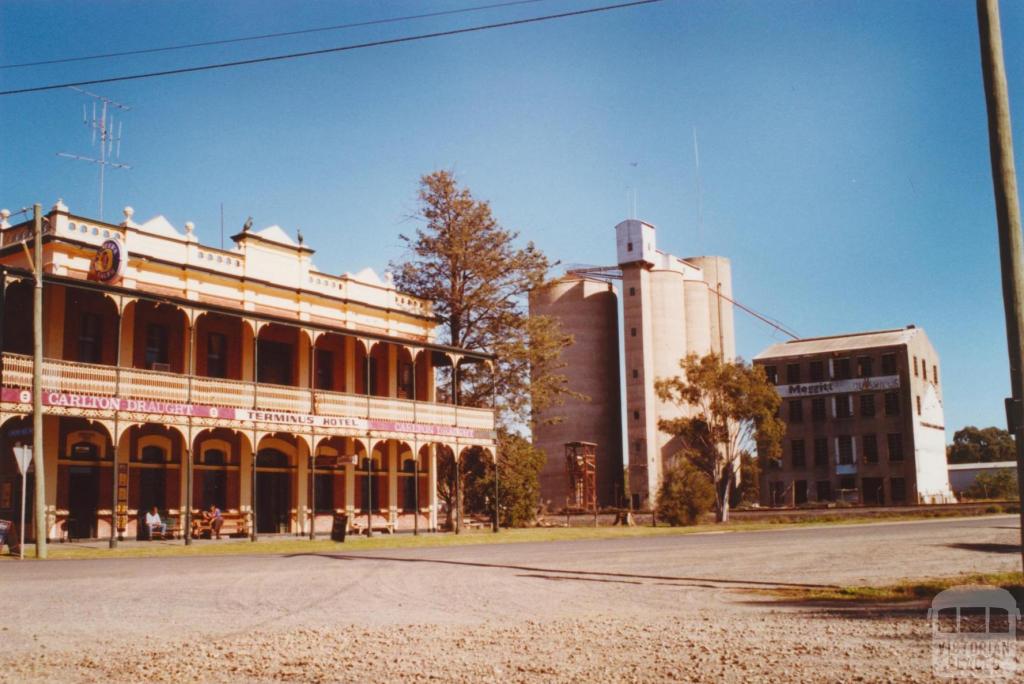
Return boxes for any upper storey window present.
[145,324,169,369]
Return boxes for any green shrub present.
[965,469,1019,501]
[657,459,715,526]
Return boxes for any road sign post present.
[13,445,31,560]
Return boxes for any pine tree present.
[390,170,578,526]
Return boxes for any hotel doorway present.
[68,466,99,538]
[255,448,293,533]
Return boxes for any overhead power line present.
[0,0,664,97]
[0,0,552,70]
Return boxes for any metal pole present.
[366,447,373,538]
[309,339,316,541]
[491,365,499,533]
[184,318,195,546]
[110,296,123,549]
[19,456,26,559]
[31,204,46,559]
[412,358,419,537]
[492,451,499,533]
[413,449,420,536]
[454,451,461,535]
[251,331,258,542]
[977,0,1024,573]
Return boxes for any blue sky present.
[1,0,1022,438]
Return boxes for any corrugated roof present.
[754,327,920,360]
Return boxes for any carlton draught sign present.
[88,239,127,283]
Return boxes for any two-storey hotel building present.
[0,200,496,541]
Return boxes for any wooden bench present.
[190,511,249,539]
[347,519,395,535]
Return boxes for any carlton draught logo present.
[88,239,127,283]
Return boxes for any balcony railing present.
[1,353,494,433]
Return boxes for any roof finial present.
[242,216,253,233]
[297,229,304,245]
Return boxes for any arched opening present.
[54,416,114,540]
[61,286,119,365]
[254,435,296,533]
[194,312,245,380]
[193,428,244,514]
[435,444,457,530]
[2,280,32,355]
[312,333,347,392]
[256,324,300,387]
[130,300,188,373]
[369,342,388,397]
[126,424,183,540]
[354,441,385,517]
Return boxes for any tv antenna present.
[57,86,131,221]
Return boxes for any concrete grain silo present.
[529,276,624,509]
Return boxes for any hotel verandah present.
[0,200,496,542]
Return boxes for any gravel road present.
[2,515,1021,682]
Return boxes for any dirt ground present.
[2,515,1021,682]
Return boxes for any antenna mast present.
[57,86,132,221]
[693,127,704,248]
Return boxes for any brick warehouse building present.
[753,326,954,507]
[0,200,495,541]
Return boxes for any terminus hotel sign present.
[777,375,901,398]
[1,388,489,440]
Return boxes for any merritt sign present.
[776,375,900,398]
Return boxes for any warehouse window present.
[857,356,873,378]
[814,438,828,467]
[809,361,824,382]
[630,327,636,337]
[632,369,638,379]
[633,410,640,420]
[860,394,875,417]
[791,440,806,468]
[887,433,904,461]
[786,363,800,384]
[627,242,633,252]
[837,436,854,465]
[863,435,878,463]
[916,396,922,415]
[832,358,851,380]
[891,477,906,502]
[764,366,778,385]
[629,287,635,296]
[913,356,919,377]
[933,365,938,384]
[884,392,900,416]
[881,353,896,375]
[811,397,826,422]
[835,394,852,418]
[789,400,803,423]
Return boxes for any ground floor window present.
[314,473,334,512]
[862,477,884,505]
[891,477,906,503]
[794,480,807,505]
[816,480,831,502]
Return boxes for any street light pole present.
[976,0,1024,574]
[31,204,47,559]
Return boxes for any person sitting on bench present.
[146,506,167,538]
[203,504,224,540]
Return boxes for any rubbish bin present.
[330,514,348,542]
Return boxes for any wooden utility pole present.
[977,0,1024,572]
[32,204,47,559]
